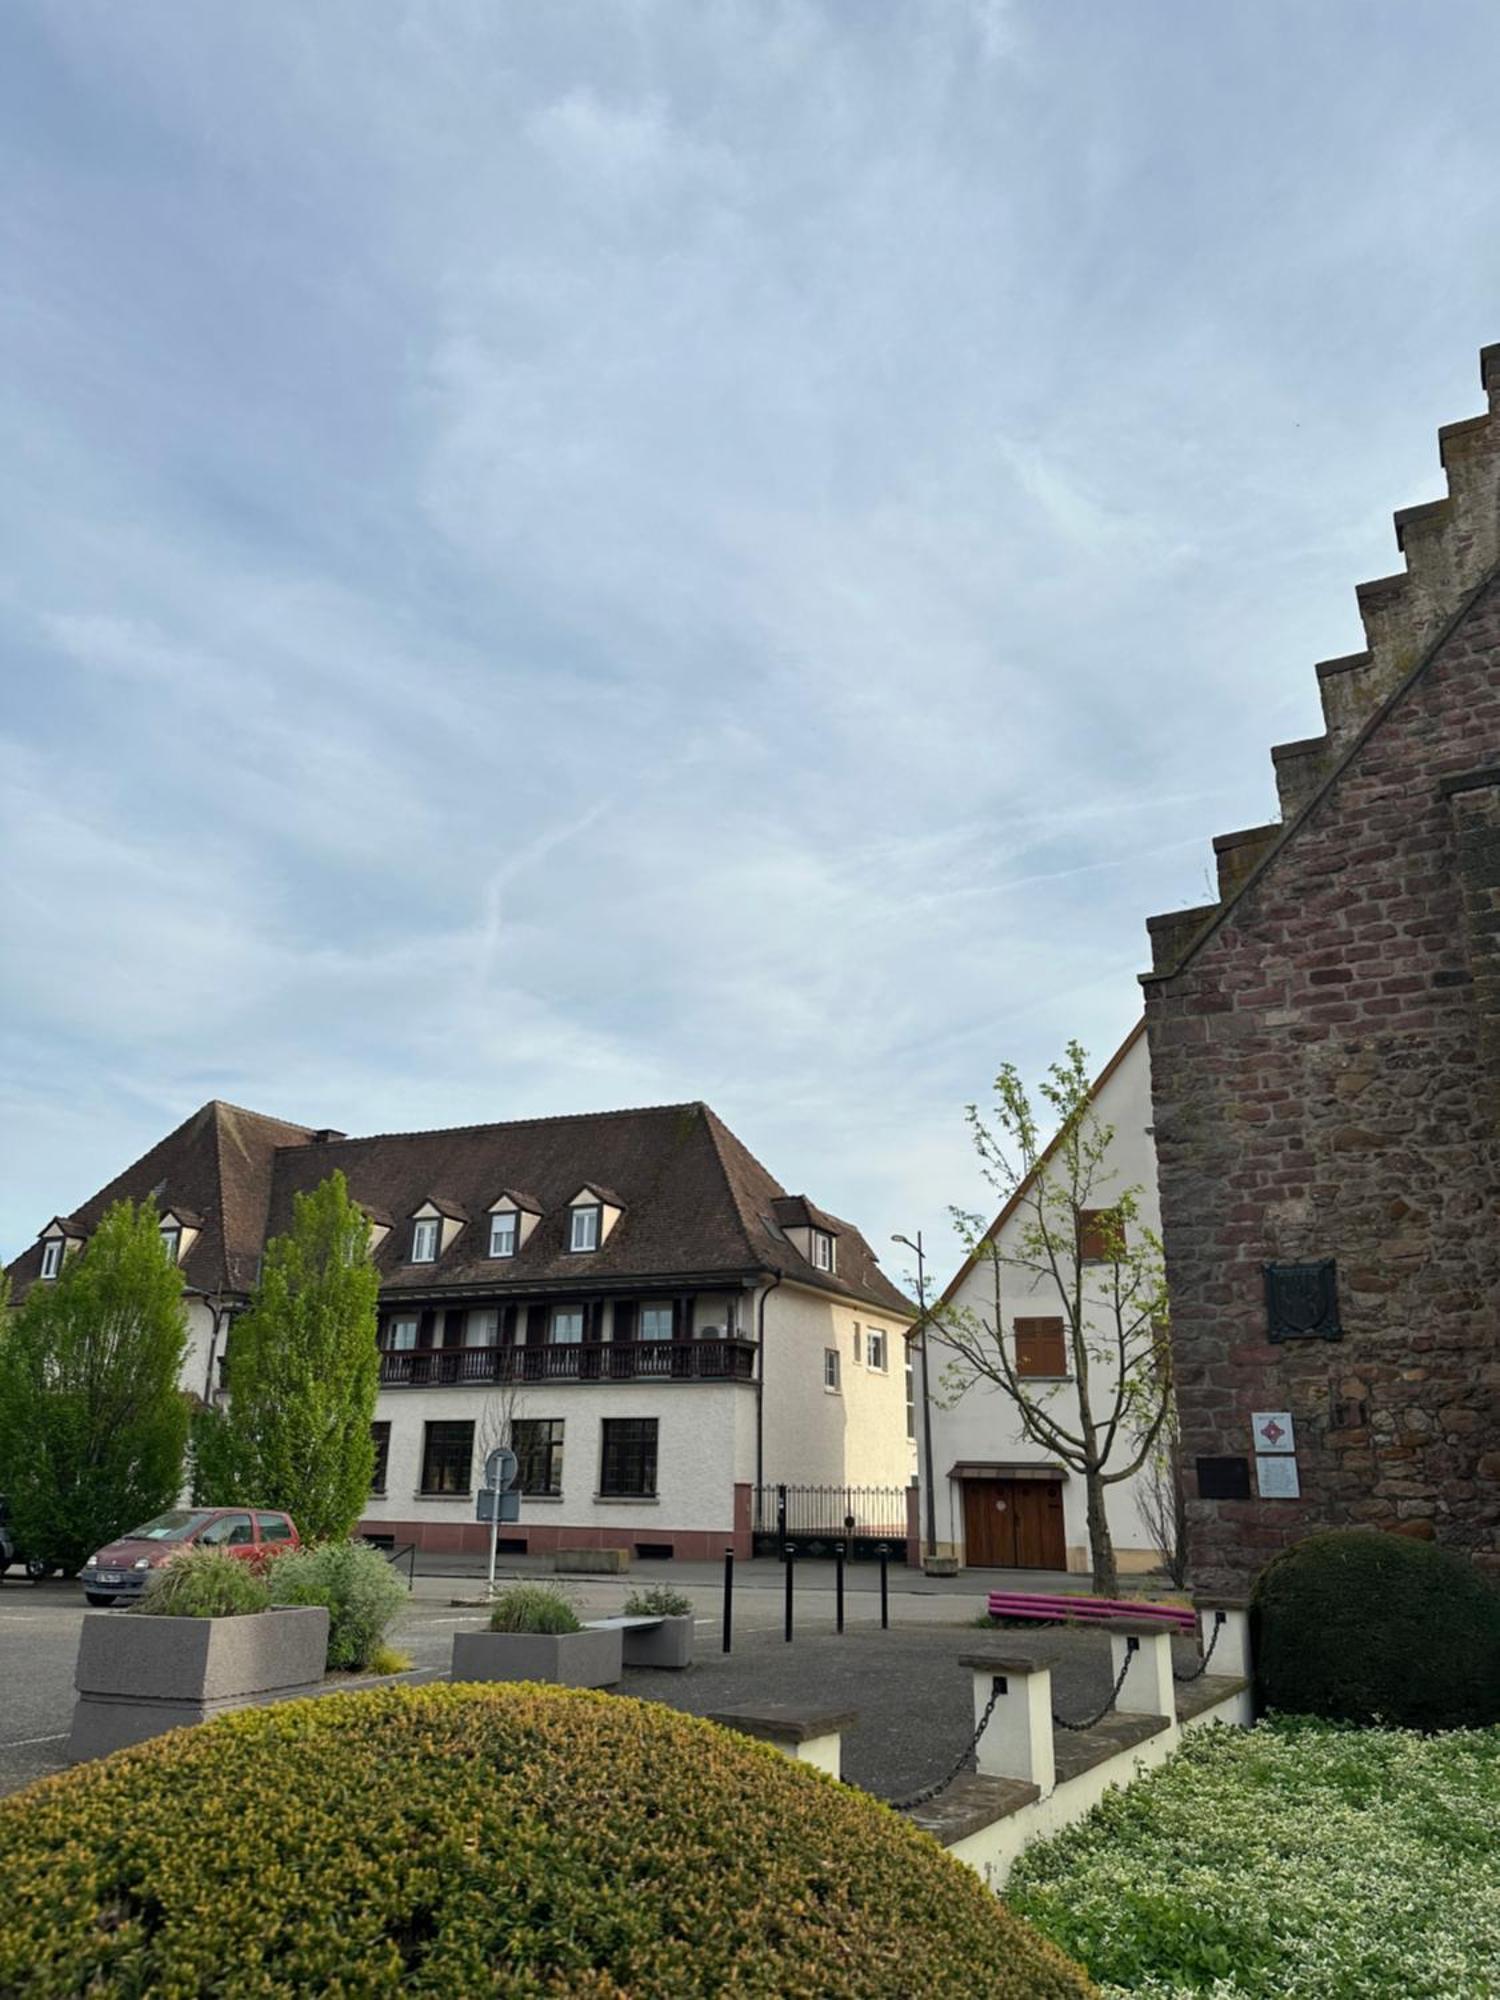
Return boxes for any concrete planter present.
[451,1625,622,1688]
[68,1606,330,1763]
[623,1615,695,1670]
[555,1548,630,1575]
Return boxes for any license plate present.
[97,1571,124,1585]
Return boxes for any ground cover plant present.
[623,1582,694,1617]
[486,1581,582,1633]
[132,1545,270,1618]
[0,1684,1094,1998]
[1008,1717,1500,1998]
[267,1538,407,1670]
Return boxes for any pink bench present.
[986,1589,1195,1634]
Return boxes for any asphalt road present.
[0,1563,1194,1801]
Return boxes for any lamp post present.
[893,1230,937,1561]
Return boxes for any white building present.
[10,1098,915,1561]
[918,1022,1167,1576]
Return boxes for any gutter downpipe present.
[755,1268,783,1498]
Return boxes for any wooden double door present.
[962,1478,1066,1570]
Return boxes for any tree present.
[194,1172,379,1541]
[932,1041,1172,1597]
[0,1200,190,1570]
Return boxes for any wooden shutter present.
[613,1300,637,1344]
[501,1304,518,1347]
[442,1308,465,1348]
[417,1309,436,1350]
[1078,1209,1118,1262]
[1015,1318,1067,1378]
[524,1303,546,1347]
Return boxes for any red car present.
[78,1507,300,1606]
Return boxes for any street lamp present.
[893,1230,937,1562]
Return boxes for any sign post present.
[479,1446,519,1599]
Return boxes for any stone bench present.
[584,1613,693,1669]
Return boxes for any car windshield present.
[128,1510,215,1542]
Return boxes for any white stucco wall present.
[923,1028,1165,1574]
[181,1297,222,1406]
[760,1281,914,1490]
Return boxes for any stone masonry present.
[1143,343,1500,1591]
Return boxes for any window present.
[39,1239,62,1281]
[389,1317,418,1351]
[255,1512,294,1544]
[824,1348,840,1392]
[569,1205,601,1253]
[905,1358,916,1440]
[199,1512,254,1548]
[640,1303,673,1342]
[421,1420,474,1495]
[852,1326,862,1364]
[370,1422,391,1494]
[1078,1208,1121,1263]
[512,1418,564,1496]
[488,1211,518,1258]
[465,1309,499,1348]
[867,1329,887,1373]
[160,1225,181,1264]
[411,1218,440,1263]
[551,1306,585,1345]
[811,1229,833,1271]
[599,1418,657,1498]
[1015,1317,1068,1378]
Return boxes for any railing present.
[751,1482,911,1560]
[379,1337,758,1388]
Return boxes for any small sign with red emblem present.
[1251,1411,1295,1454]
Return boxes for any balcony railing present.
[378,1337,757,1389]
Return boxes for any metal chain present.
[890,1678,1004,1812]
[1171,1612,1223,1684]
[1053,1642,1135,1732]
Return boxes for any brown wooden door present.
[962,1480,1066,1570]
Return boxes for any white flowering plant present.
[1007,1717,1500,1998]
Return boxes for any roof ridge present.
[207,1098,317,1134]
[281,1099,709,1152]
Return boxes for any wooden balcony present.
[378,1337,757,1389]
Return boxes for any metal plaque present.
[484,1446,518,1491]
[1265,1260,1342,1342]
[1251,1411,1295,1454]
[1256,1454,1301,1500]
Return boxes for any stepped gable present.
[4,1101,317,1298]
[1147,341,1500,979]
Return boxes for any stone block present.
[451,1626,623,1688]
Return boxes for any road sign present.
[484,1446,518,1491]
[1251,1411,1295,1454]
[477,1489,521,1523]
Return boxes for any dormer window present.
[570,1205,601,1254]
[160,1225,181,1265]
[811,1229,834,1272]
[411,1218,440,1263]
[489,1212,518,1258]
[40,1239,62,1281]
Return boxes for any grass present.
[1007,1717,1500,1998]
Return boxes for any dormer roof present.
[159,1204,204,1230]
[39,1215,87,1239]
[771,1195,840,1234]
[488,1189,543,1214]
[410,1194,468,1223]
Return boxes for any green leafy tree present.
[933,1041,1173,1597]
[0,1201,190,1570]
[194,1172,379,1540]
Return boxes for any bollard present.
[784,1543,795,1642]
[957,1653,1056,1794]
[1103,1622,1176,1722]
[879,1549,890,1630]
[835,1543,845,1634]
[1195,1598,1252,1679]
[722,1547,734,1655]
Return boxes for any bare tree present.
[1136,1433,1190,1589]
[933,1041,1172,1597]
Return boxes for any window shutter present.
[1015,1318,1067,1377]
[676,1295,694,1342]
[525,1303,546,1347]
[613,1300,637,1344]
[1078,1209,1119,1262]
[442,1308,465,1348]
[417,1309,436,1350]
[501,1304,518,1347]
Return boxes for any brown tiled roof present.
[8,1098,912,1320]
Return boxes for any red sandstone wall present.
[1144,578,1500,1590]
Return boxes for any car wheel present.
[25,1557,52,1581]
[83,1591,118,1608]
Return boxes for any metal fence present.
[751,1483,909,1560]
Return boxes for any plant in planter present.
[618,1583,696,1669]
[268,1540,408,1672]
[68,1547,329,1764]
[452,1583,621,1688]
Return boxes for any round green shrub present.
[487,1581,582,1634]
[268,1539,408,1671]
[1252,1528,1500,1730]
[0,1686,1096,1998]
[131,1545,270,1619]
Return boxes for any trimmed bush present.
[0,1685,1094,1998]
[487,1581,581,1634]
[623,1582,694,1617]
[131,1545,269,1619]
[268,1540,408,1671]
[1253,1527,1500,1729]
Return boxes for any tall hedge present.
[1252,1528,1500,1730]
[0,1685,1095,1999]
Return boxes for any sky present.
[5,1,1500,1291]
